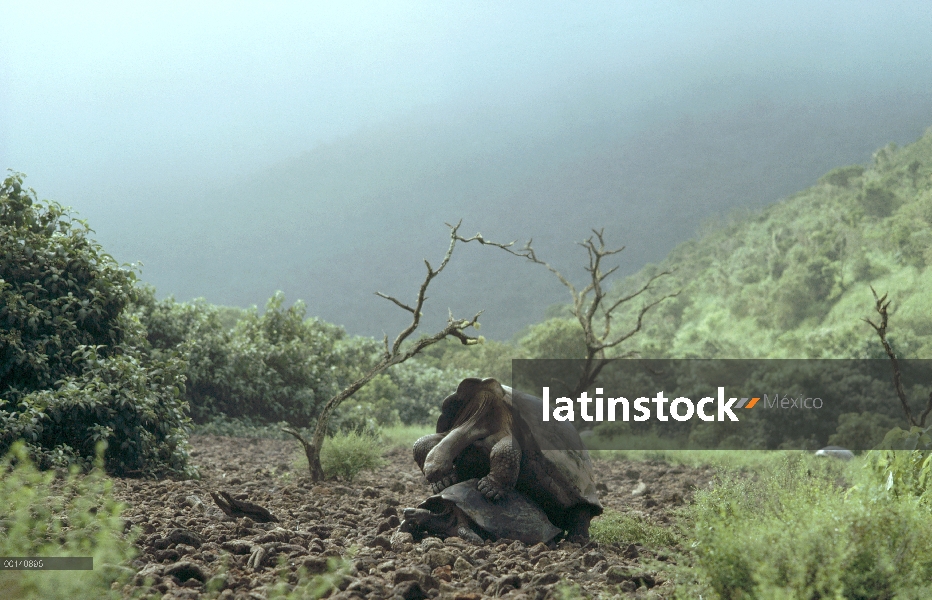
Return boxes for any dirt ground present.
[110,435,715,599]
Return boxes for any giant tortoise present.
[399,478,562,545]
[413,378,603,540]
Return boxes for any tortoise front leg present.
[477,435,521,501]
[424,423,494,493]
[413,433,445,471]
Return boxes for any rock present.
[393,580,429,600]
[529,572,560,587]
[493,573,522,595]
[302,556,330,575]
[390,531,414,552]
[164,561,207,584]
[426,548,455,569]
[582,551,605,568]
[368,535,392,550]
[431,565,452,582]
[392,567,438,590]
[184,495,207,513]
[154,548,180,563]
[453,556,473,575]
[605,566,655,588]
[254,527,292,544]
[175,543,197,556]
[221,539,255,555]
[421,537,444,551]
[132,563,164,585]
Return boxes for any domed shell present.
[505,386,603,528]
[420,479,561,544]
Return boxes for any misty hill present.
[133,90,932,339]
[606,126,932,359]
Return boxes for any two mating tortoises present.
[409,378,602,542]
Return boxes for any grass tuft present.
[590,509,680,548]
[317,431,386,482]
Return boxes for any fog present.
[3,1,932,338]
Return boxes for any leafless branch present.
[289,220,483,480]
[864,286,930,427]
[457,225,679,396]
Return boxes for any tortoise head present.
[437,378,506,433]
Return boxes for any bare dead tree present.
[865,286,932,428]
[284,221,483,481]
[456,227,679,397]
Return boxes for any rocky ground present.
[110,436,715,599]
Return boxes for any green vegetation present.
[683,455,932,599]
[0,442,135,600]
[605,130,932,361]
[590,509,679,547]
[318,431,385,481]
[267,555,355,600]
[290,430,386,481]
[1,173,193,477]
[135,288,473,434]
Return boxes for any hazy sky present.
[5,1,930,191]
[3,1,932,336]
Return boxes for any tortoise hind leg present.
[477,435,521,501]
[565,505,597,543]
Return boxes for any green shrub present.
[0,173,135,401]
[828,411,901,450]
[820,165,865,188]
[518,318,587,359]
[859,181,899,218]
[0,441,136,599]
[1,174,193,476]
[190,415,304,440]
[267,555,354,600]
[686,457,932,598]
[590,510,678,547]
[318,431,385,481]
[135,289,344,427]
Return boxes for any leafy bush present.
[859,181,899,218]
[828,411,901,450]
[136,289,344,427]
[1,174,193,476]
[686,457,932,598]
[518,318,587,359]
[0,173,136,399]
[0,442,136,599]
[820,164,865,188]
[590,510,678,547]
[318,431,385,481]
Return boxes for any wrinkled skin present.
[415,379,520,502]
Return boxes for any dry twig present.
[864,286,932,428]
[289,221,482,480]
[455,226,679,396]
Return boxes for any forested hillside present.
[602,126,932,360]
